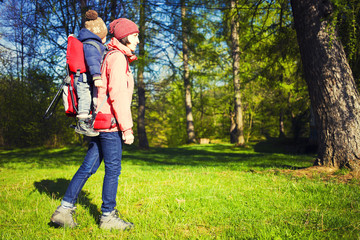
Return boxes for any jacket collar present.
[107,37,138,63]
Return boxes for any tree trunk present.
[181,0,196,144]
[308,107,317,146]
[229,0,245,145]
[291,0,360,171]
[246,111,253,142]
[80,0,87,27]
[137,0,149,149]
[230,110,236,143]
[109,0,119,21]
[279,111,285,139]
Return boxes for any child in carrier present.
[75,10,107,137]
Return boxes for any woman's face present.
[127,33,140,52]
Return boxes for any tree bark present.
[279,111,285,139]
[308,107,317,146]
[80,0,87,28]
[291,0,360,171]
[229,0,245,145]
[110,0,117,21]
[181,0,196,144]
[137,0,149,149]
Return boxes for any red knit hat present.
[109,18,139,40]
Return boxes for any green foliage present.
[334,0,360,83]
[143,0,311,145]
[146,76,187,147]
[0,68,78,148]
[0,0,359,148]
[1,144,360,239]
[246,0,309,140]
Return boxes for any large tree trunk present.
[181,0,196,144]
[291,0,360,171]
[229,0,245,145]
[137,0,149,149]
[308,107,317,146]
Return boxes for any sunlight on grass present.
[0,143,359,239]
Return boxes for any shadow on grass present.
[1,141,315,170]
[253,137,318,155]
[34,178,101,226]
[0,146,86,168]
[123,144,314,170]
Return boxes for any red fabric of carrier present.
[66,35,87,73]
[63,35,87,117]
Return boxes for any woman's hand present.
[122,129,134,145]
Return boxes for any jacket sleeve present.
[106,52,133,131]
[83,43,103,77]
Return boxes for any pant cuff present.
[61,200,75,208]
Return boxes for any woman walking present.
[50,18,140,230]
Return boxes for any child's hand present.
[93,75,103,88]
[94,80,103,88]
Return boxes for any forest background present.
[0,0,359,152]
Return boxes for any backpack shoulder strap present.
[93,50,129,119]
[83,40,102,55]
[101,49,129,73]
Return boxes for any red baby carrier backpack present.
[43,35,102,119]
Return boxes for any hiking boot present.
[75,119,99,137]
[99,210,134,230]
[50,206,78,228]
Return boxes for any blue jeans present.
[62,131,123,213]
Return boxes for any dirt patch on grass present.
[280,166,360,184]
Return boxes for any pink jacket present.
[95,37,137,132]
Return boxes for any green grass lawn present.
[0,142,359,239]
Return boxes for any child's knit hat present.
[109,18,139,40]
[84,10,108,40]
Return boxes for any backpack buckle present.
[64,75,71,84]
